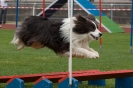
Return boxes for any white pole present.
[68,0,73,87]
[110,4,113,20]
[33,3,36,16]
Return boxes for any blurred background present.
[6,0,132,25]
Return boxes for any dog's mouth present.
[90,34,98,40]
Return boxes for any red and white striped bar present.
[0,6,33,9]
[36,8,132,11]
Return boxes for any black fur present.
[85,14,98,28]
[16,16,69,54]
[73,14,98,34]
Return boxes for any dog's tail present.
[10,26,22,45]
[10,34,19,44]
[10,35,16,44]
[10,33,25,50]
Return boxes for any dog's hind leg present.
[61,52,70,57]
[17,44,25,50]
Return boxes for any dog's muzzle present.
[99,33,102,37]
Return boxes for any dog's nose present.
[99,33,102,37]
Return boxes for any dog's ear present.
[86,14,96,21]
[75,14,87,22]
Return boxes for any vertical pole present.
[16,0,19,28]
[110,4,113,20]
[68,0,73,88]
[68,0,70,18]
[99,0,102,52]
[42,0,45,18]
[130,0,133,53]
[33,3,36,16]
[72,0,74,15]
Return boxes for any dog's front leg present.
[62,51,85,58]
[83,45,99,57]
[73,48,99,58]
[87,48,99,57]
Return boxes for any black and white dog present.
[11,14,102,58]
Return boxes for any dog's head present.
[73,14,102,40]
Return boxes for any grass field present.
[0,29,133,88]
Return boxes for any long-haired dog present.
[11,14,102,58]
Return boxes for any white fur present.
[60,17,76,42]
[60,17,101,58]
[10,34,25,50]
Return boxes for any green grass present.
[0,29,133,88]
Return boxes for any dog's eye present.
[89,27,94,31]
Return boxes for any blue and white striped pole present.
[130,0,133,53]
[16,0,19,28]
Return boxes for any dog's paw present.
[87,52,99,59]
[94,51,99,57]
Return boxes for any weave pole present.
[42,0,45,18]
[16,0,19,28]
[99,0,102,52]
[130,1,133,53]
[68,0,74,87]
